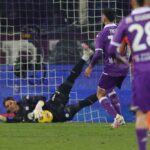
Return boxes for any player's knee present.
[97,88,106,99]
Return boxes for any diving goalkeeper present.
[0,47,97,123]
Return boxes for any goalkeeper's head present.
[102,8,116,25]
[3,97,19,113]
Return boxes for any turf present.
[0,123,149,150]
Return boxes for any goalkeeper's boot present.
[111,114,125,128]
[81,43,93,61]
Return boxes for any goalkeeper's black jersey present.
[44,91,70,122]
[7,96,46,123]
[7,93,70,123]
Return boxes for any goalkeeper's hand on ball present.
[32,100,45,120]
[33,108,43,120]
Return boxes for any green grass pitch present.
[0,123,149,150]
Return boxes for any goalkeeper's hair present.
[137,0,145,6]
[102,8,116,22]
[3,97,16,106]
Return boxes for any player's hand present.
[32,100,45,120]
[27,112,34,120]
[32,108,43,120]
[84,66,93,77]
[0,115,7,122]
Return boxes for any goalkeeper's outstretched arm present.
[31,100,45,120]
[0,115,22,123]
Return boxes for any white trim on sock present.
[99,97,107,103]
[108,90,116,97]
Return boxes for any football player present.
[0,47,97,123]
[84,9,129,128]
[108,0,150,149]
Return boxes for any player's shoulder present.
[133,9,150,24]
[124,14,134,25]
[96,30,103,39]
[117,16,131,30]
[123,7,150,25]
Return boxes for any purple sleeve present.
[90,50,102,67]
[90,32,104,67]
[108,19,126,56]
[95,31,104,51]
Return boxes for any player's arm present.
[84,51,101,77]
[84,32,104,77]
[0,114,23,123]
[115,37,130,64]
[119,37,128,55]
[21,96,46,121]
[6,116,22,123]
[30,100,45,120]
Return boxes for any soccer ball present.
[38,110,53,123]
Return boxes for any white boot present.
[111,114,125,128]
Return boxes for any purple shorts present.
[132,71,150,112]
[98,72,126,91]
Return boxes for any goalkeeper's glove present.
[0,115,7,122]
[32,100,45,120]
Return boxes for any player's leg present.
[97,87,118,119]
[136,111,148,150]
[64,94,97,121]
[51,47,93,106]
[108,76,126,115]
[132,72,150,150]
[97,73,117,117]
[97,73,124,128]
[108,90,122,115]
[50,58,88,106]
[57,59,86,94]
[57,47,93,97]
[108,90,125,126]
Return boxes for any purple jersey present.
[90,23,129,76]
[109,7,150,111]
[110,7,150,72]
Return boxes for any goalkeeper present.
[0,47,97,123]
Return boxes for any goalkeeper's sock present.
[108,91,121,115]
[57,59,86,96]
[79,94,97,108]
[66,59,85,83]
[64,94,97,119]
[136,128,148,150]
[99,97,117,118]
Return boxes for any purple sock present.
[109,92,121,115]
[136,129,148,150]
[99,97,117,118]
